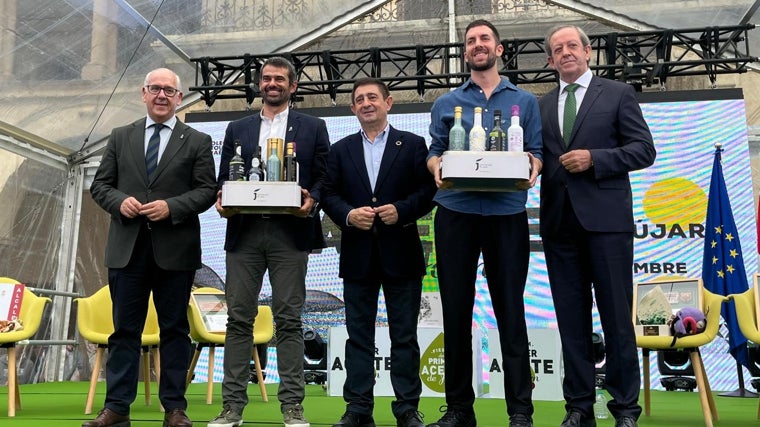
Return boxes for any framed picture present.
[632,278,703,336]
[191,292,228,333]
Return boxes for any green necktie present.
[563,83,580,146]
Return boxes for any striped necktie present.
[145,123,164,179]
[563,83,580,146]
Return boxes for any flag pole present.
[719,360,758,397]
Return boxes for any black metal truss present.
[190,24,757,108]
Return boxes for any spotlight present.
[658,350,697,391]
[592,332,607,389]
[303,328,327,384]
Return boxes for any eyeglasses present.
[145,85,179,97]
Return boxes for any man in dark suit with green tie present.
[88,67,217,427]
[538,25,656,427]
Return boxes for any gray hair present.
[543,25,591,57]
[143,68,182,92]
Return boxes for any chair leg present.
[695,349,717,420]
[642,349,651,416]
[85,346,105,415]
[7,347,16,417]
[690,350,714,427]
[186,345,202,390]
[252,346,268,403]
[153,347,164,412]
[142,346,151,406]
[206,346,215,404]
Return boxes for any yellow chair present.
[728,287,760,419]
[636,287,726,427]
[0,277,50,417]
[75,285,161,414]
[186,287,273,404]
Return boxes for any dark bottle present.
[283,142,298,182]
[248,145,264,181]
[488,109,506,151]
[229,139,246,181]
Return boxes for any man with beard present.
[209,56,330,427]
[425,19,542,427]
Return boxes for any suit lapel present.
[568,77,603,147]
[374,127,402,193]
[130,119,150,184]
[285,113,298,144]
[347,133,373,195]
[150,120,188,184]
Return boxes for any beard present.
[468,54,498,72]
[262,86,290,107]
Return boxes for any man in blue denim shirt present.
[425,19,542,427]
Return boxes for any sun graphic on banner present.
[642,177,707,226]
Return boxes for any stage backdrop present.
[186,88,757,392]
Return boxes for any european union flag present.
[701,145,749,368]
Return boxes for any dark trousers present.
[542,201,641,420]
[105,225,194,415]
[434,206,533,416]
[342,257,422,418]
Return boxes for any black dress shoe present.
[82,408,130,427]
[334,411,376,427]
[163,408,192,427]
[614,417,637,427]
[509,413,533,427]
[397,409,424,427]
[559,410,596,427]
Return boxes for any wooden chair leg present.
[643,349,651,416]
[206,346,215,404]
[186,345,202,390]
[252,346,268,402]
[85,346,105,415]
[690,350,714,427]
[142,346,151,406]
[153,348,161,386]
[7,347,16,417]
[695,349,717,420]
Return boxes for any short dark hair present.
[465,19,500,43]
[262,56,297,85]
[351,77,390,103]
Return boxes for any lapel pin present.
[180,134,185,139]
[395,140,402,146]
[288,126,293,132]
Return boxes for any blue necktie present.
[563,83,580,146]
[146,123,164,179]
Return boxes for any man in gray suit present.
[87,67,217,427]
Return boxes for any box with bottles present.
[221,181,302,213]
[440,151,530,191]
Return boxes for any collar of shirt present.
[145,115,177,132]
[559,69,593,101]
[360,122,390,192]
[258,108,289,152]
[144,115,177,160]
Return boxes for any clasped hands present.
[348,205,398,230]
[120,196,170,221]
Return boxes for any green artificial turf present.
[1,381,758,426]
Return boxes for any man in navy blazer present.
[211,57,329,427]
[88,68,217,427]
[538,25,656,427]
[322,78,435,427]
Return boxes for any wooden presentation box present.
[221,181,302,214]
[440,151,530,191]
